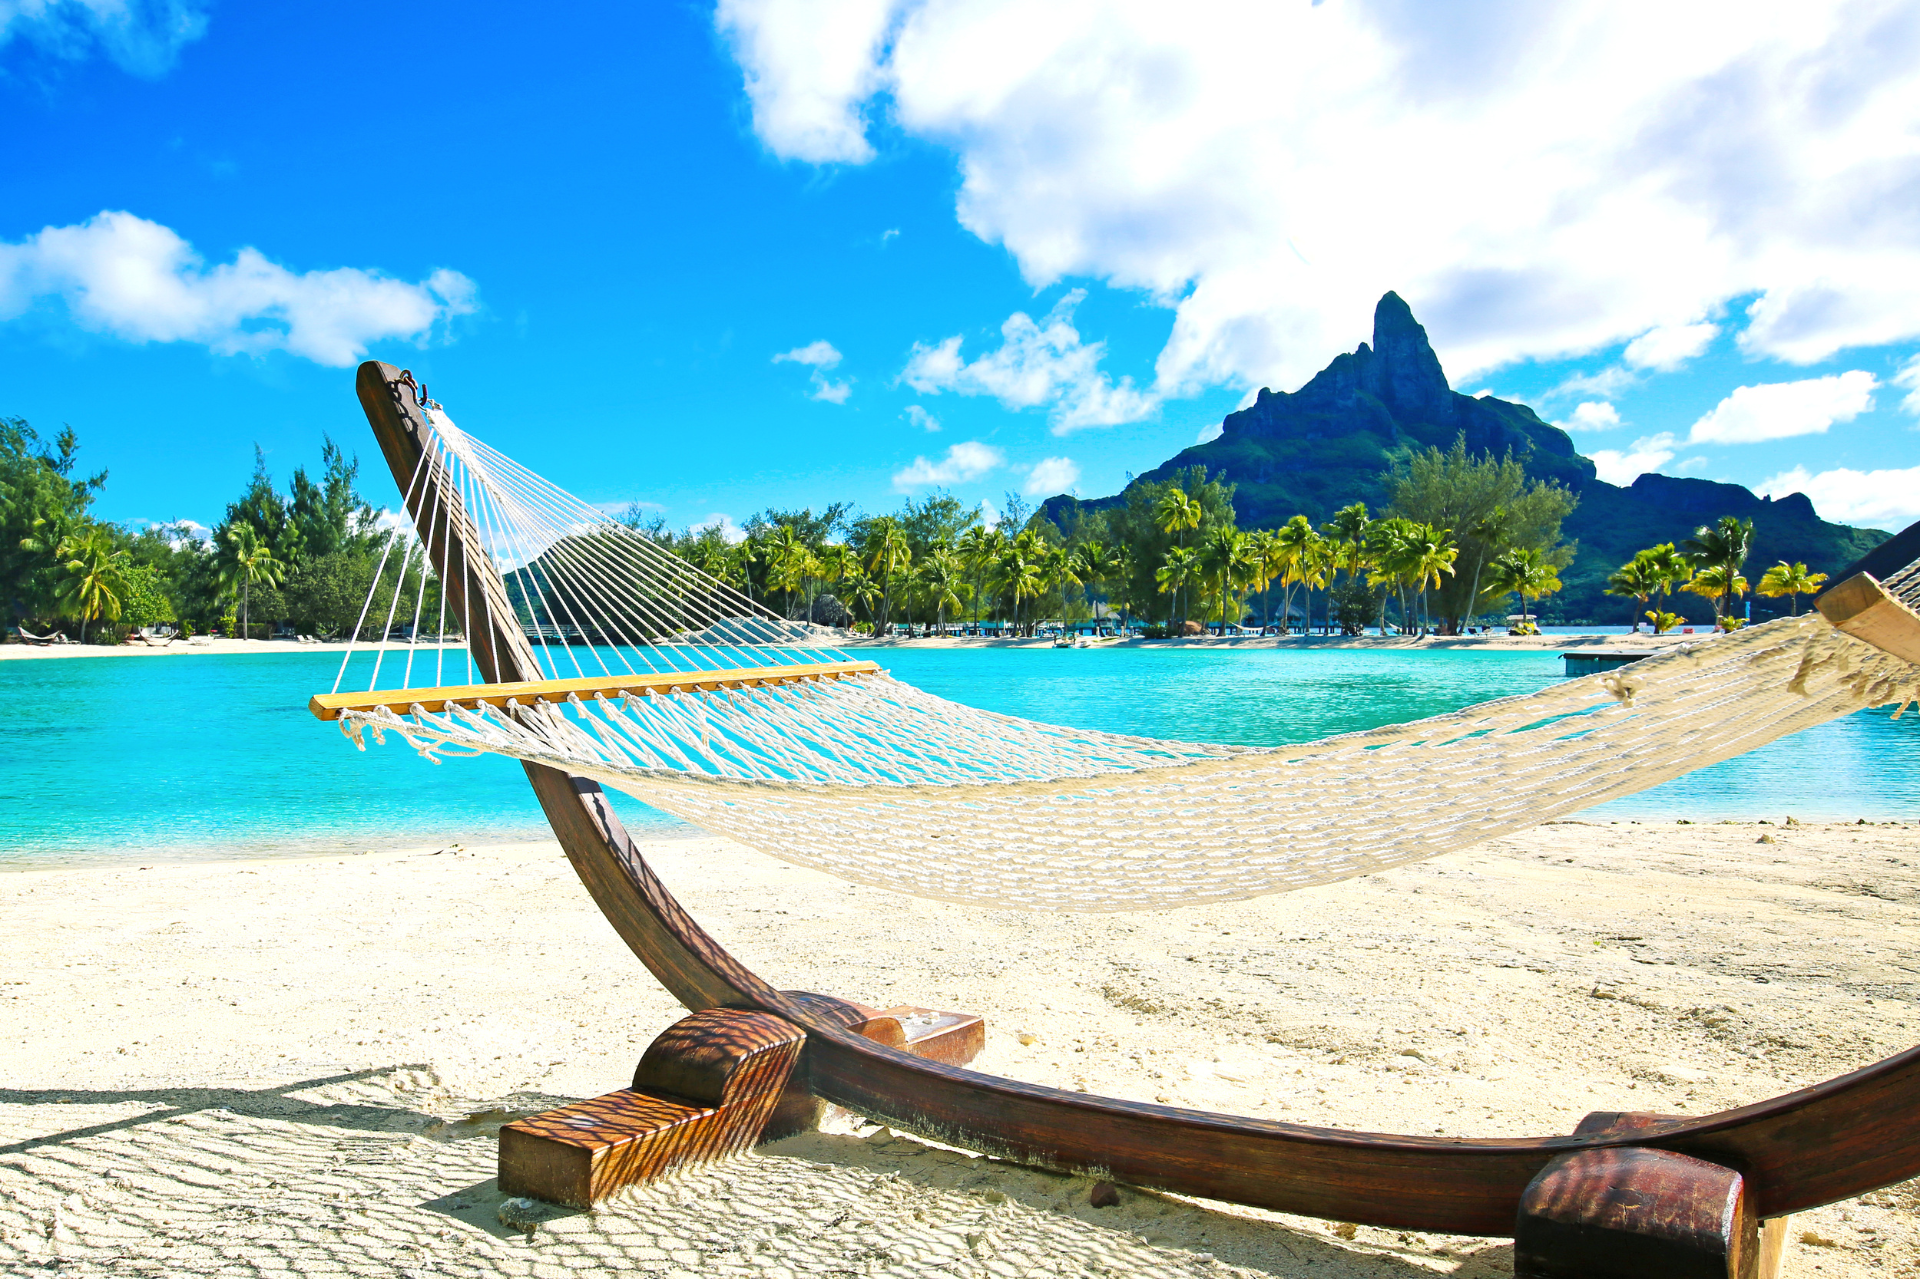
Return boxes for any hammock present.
[316,393,1920,913]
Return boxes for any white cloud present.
[692,512,747,544]
[891,440,1004,489]
[715,0,894,163]
[1588,432,1676,486]
[1894,354,1920,417]
[0,210,474,366]
[722,2,1920,395]
[1562,400,1621,431]
[1686,370,1877,445]
[1195,421,1223,444]
[1024,455,1079,495]
[1546,366,1638,403]
[773,339,852,402]
[1,0,208,76]
[1758,465,1920,530]
[900,289,1157,433]
[903,404,939,431]
[1623,322,1717,371]
[774,339,842,368]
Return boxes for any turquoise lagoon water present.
[1,644,1914,867]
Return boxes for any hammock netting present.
[326,407,1920,912]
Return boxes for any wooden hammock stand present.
[352,360,1920,1278]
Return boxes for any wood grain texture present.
[1515,1146,1755,1278]
[1816,572,1920,666]
[353,360,1920,1238]
[307,660,879,720]
[499,1008,805,1209]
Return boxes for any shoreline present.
[843,630,1696,652]
[3,823,1915,1276]
[0,631,1699,660]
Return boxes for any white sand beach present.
[0,629,1696,662]
[4,820,1918,1276]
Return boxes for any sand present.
[4,821,1918,1277]
[0,629,1689,663]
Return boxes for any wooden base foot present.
[764,992,987,1140]
[498,1008,804,1209]
[500,995,987,1206]
[1516,1111,1783,1278]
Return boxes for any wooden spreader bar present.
[306,659,880,721]
[1817,571,1920,666]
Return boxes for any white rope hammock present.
[325,409,1920,912]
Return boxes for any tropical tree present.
[1155,545,1199,629]
[1243,529,1282,630]
[913,549,967,635]
[219,524,287,641]
[1605,556,1659,629]
[1363,517,1416,635]
[862,516,913,635]
[1684,563,1749,628]
[840,567,882,630]
[55,526,130,643]
[955,525,1001,629]
[996,532,1046,636]
[1638,542,1693,615]
[1154,489,1203,622]
[1071,539,1118,631]
[1489,547,1561,633]
[1322,502,1372,588]
[1042,542,1081,630]
[1271,515,1318,634]
[762,523,812,618]
[1682,516,1756,626]
[1757,561,1827,616]
[1196,526,1245,632]
[1405,523,1459,634]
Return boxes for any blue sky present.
[4,0,1919,538]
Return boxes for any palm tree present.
[1363,517,1415,635]
[1639,542,1693,617]
[1757,561,1827,616]
[914,550,967,635]
[955,525,1000,631]
[1682,516,1756,627]
[863,517,913,635]
[996,534,1046,636]
[56,527,131,644]
[220,524,286,642]
[1154,489,1202,620]
[1042,543,1081,633]
[840,567,882,631]
[1272,515,1316,634]
[1684,564,1749,627]
[1197,526,1244,633]
[1155,545,1198,630]
[1489,547,1561,633]
[1605,556,1659,629]
[763,524,812,619]
[1322,502,1371,587]
[1071,539,1116,631]
[1406,524,1458,635]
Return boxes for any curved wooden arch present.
[356,360,1920,1237]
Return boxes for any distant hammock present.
[313,395,1920,912]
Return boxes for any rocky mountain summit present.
[1044,293,1885,624]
